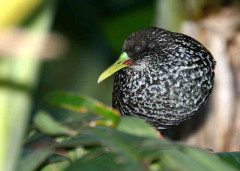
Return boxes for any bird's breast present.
[113,61,214,128]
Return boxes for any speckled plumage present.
[112,27,215,130]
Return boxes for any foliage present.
[1,1,240,171]
[18,92,239,171]
[0,1,55,171]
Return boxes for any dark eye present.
[135,45,143,52]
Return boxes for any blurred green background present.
[34,0,156,127]
[37,0,155,102]
[0,0,240,170]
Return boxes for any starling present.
[98,27,215,131]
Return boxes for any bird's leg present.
[156,131,164,139]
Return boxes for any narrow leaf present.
[19,149,52,171]
[45,92,120,127]
[34,111,77,136]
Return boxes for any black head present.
[122,27,172,61]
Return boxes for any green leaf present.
[66,153,143,171]
[160,149,208,171]
[41,161,70,171]
[45,92,120,127]
[22,149,70,164]
[28,125,236,171]
[53,126,237,171]
[55,126,146,160]
[140,146,237,171]
[118,117,158,138]
[216,152,240,170]
[20,149,70,171]
[45,153,70,165]
[19,149,53,171]
[34,111,77,135]
[180,148,236,171]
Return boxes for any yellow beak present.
[98,52,131,83]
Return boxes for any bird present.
[98,27,215,131]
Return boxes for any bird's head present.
[98,27,167,83]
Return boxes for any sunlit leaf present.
[45,92,120,127]
[0,0,46,27]
[118,117,158,138]
[41,161,70,171]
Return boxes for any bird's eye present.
[134,46,143,52]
